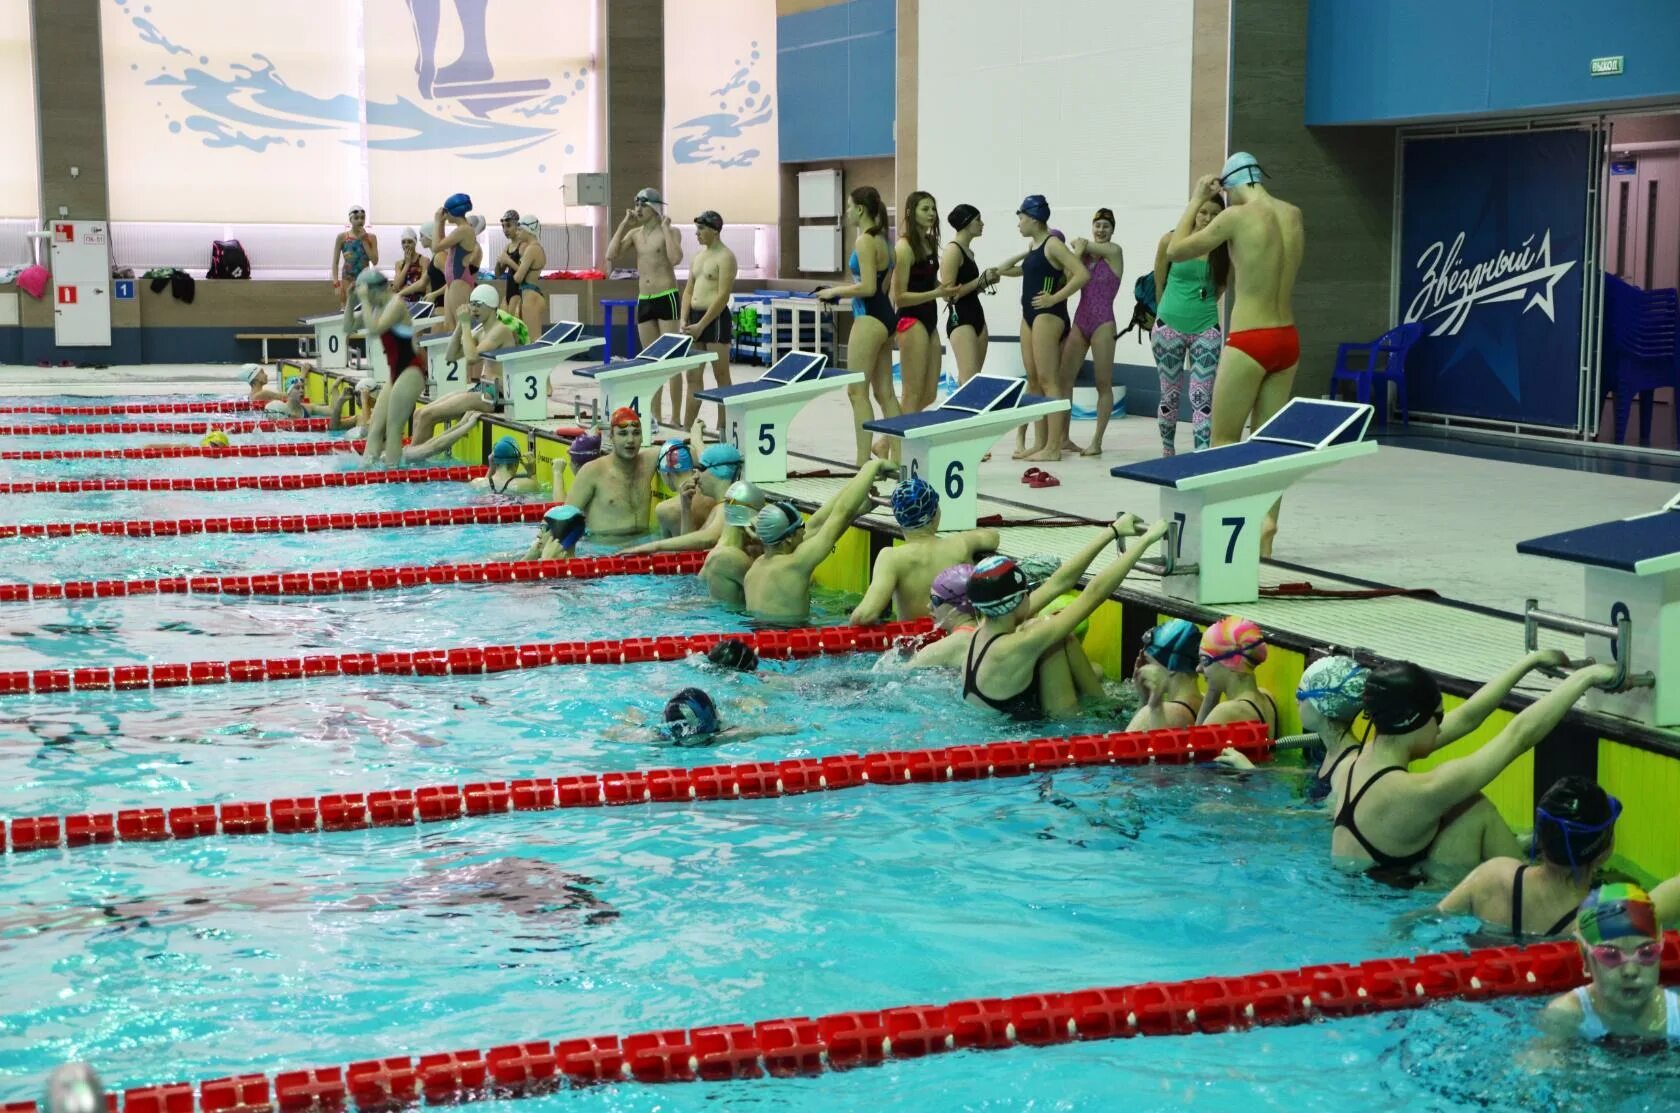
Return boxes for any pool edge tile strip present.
[0,441,366,460]
[0,501,555,540]
[0,400,262,415]
[12,933,1675,1108]
[0,418,331,436]
[0,551,708,603]
[0,466,477,495]
[0,721,1266,856]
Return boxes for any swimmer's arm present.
[1435,649,1568,752]
[1026,522,1116,613]
[694,253,736,332]
[993,249,1028,278]
[365,232,379,267]
[662,217,683,266]
[794,460,885,572]
[1653,875,1679,927]
[1153,234,1172,302]
[938,242,966,294]
[605,213,633,262]
[1436,861,1495,917]
[1534,994,1585,1046]
[720,723,799,742]
[889,241,913,308]
[1018,522,1169,653]
[849,548,900,625]
[1167,207,1235,263]
[965,527,1002,559]
[622,511,724,555]
[679,264,696,323]
[446,315,469,361]
[1042,237,1088,303]
[520,242,545,279]
[1085,240,1124,269]
[330,233,346,283]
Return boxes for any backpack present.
[1117,272,1160,343]
[208,239,250,279]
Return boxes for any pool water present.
[0,406,1658,1111]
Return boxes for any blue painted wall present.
[1307,0,1680,125]
[777,0,895,161]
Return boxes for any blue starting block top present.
[411,302,436,321]
[864,375,1050,435]
[1518,499,1680,576]
[490,321,585,360]
[697,352,838,402]
[1112,398,1373,487]
[574,332,694,378]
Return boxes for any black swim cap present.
[968,555,1031,617]
[1362,661,1441,735]
[706,639,759,672]
[949,204,980,232]
[1534,776,1618,872]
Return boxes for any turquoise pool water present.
[0,408,1664,1111]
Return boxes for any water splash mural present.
[669,40,773,170]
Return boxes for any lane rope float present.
[0,501,555,540]
[0,467,477,495]
[0,722,1267,855]
[0,400,261,416]
[0,418,331,436]
[0,441,365,461]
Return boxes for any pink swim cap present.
[1199,615,1267,672]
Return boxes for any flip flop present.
[1025,470,1061,488]
[1021,467,1047,485]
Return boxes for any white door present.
[49,221,113,347]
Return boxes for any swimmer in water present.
[471,434,539,494]
[1537,884,1678,1047]
[330,205,378,307]
[342,267,426,468]
[564,407,663,539]
[849,476,1000,624]
[652,435,706,539]
[699,478,767,606]
[563,430,603,493]
[903,562,979,669]
[624,443,745,556]
[1125,619,1204,732]
[607,687,797,746]
[1437,776,1619,939]
[1195,616,1279,735]
[242,364,289,405]
[519,504,586,560]
[744,459,888,623]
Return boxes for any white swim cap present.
[401,227,418,243]
[518,214,541,233]
[356,376,378,393]
[44,1064,104,1113]
[241,363,263,384]
[418,221,435,247]
[468,214,487,233]
[469,284,500,309]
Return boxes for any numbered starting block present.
[300,311,350,372]
[863,375,1068,531]
[482,322,602,421]
[1111,399,1376,604]
[694,351,861,482]
[1516,495,1674,726]
[572,333,716,446]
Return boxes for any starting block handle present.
[1522,598,1654,691]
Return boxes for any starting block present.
[571,333,716,446]
[482,321,603,422]
[1516,495,1672,726]
[863,375,1067,531]
[1111,399,1377,604]
[694,351,861,482]
[300,311,350,372]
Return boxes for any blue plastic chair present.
[1329,322,1423,430]
[1601,273,1680,446]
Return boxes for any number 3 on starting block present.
[502,365,547,421]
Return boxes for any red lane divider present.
[0,617,929,699]
[0,418,330,436]
[0,400,261,416]
[14,933,1672,1109]
[0,466,475,495]
[0,441,364,461]
[0,721,1263,856]
[0,501,552,540]
[0,551,708,603]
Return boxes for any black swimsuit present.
[1231,690,1278,735]
[1308,743,1360,804]
[1333,758,1432,876]
[946,245,986,338]
[1511,865,1580,938]
[503,244,523,305]
[897,249,939,333]
[963,634,1041,720]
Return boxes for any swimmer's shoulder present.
[1536,991,1586,1039]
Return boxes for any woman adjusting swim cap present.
[1141,619,1201,674]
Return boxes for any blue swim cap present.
[659,440,695,475]
[1141,619,1201,674]
[1219,152,1265,188]
[542,504,586,549]
[444,192,473,217]
[663,687,719,740]
[490,435,522,463]
[699,443,744,481]
[1017,195,1051,222]
[891,476,940,530]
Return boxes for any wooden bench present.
[237,333,314,362]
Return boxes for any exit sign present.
[1591,55,1624,76]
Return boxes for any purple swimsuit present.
[1073,255,1121,336]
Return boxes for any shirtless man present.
[564,407,661,539]
[700,479,766,607]
[1165,152,1303,555]
[624,444,745,556]
[850,476,999,624]
[605,187,684,423]
[448,284,527,384]
[679,210,737,427]
[744,460,886,623]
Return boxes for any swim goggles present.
[1296,666,1368,705]
[1199,644,1263,669]
[1588,940,1661,968]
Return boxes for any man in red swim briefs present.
[1165,151,1304,556]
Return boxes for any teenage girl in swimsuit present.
[1152,197,1229,456]
[1126,619,1204,731]
[940,205,999,386]
[1059,208,1125,457]
[394,229,427,305]
[902,562,978,670]
[1438,775,1619,938]
[891,191,956,415]
[433,194,478,331]
[1331,659,1617,885]
[511,214,546,338]
[399,223,446,308]
[331,206,378,307]
[1196,616,1279,734]
[998,195,1088,462]
[817,186,900,468]
[342,268,426,468]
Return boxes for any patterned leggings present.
[1151,321,1222,455]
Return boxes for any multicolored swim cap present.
[610,407,641,429]
[753,502,804,546]
[1577,883,1659,944]
[969,555,1031,618]
[1015,554,1062,589]
[1141,619,1201,674]
[1199,615,1267,671]
[723,480,766,527]
[891,476,940,530]
[658,440,695,474]
[930,563,975,615]
[1297,655,1367,722]
[542,504,586,549]
[663,687,719,740]
[200,429,231,449]
[490,435,522,463]
[1219,151,1265,188]
[699,443,743,481]
[568,432,603,471]
[443,192,473,217]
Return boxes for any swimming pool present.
[0,404,1656,1110]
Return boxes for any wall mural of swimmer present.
[662,0,779,226]
[100,0,595,222]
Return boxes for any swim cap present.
[200,429,231,449]
[694,210,723,232]
[542,504,586,549]
[658,439,695,474]
[1199,616,1267,671]
[663,687,719,740]
[699,442,743,480]
[754,502,804,545]
[1093,207,1116,225]
[443,192,473,217]
[356,267,389,289]
[634,187,665,208]
[401,227,418,243]
[969,555,1031,618]
[930,563,975,614]
[44,1064,104,1113]
[519,214,541,233]
[355,376,380,395]
[418,221,435,247]
[1219,151,1265,188]
[1015,554,1062,589]
[1141,619,1201,674]
[610,406,641,428]
[706,638,759,672]
[1577,883,1659,944]
[241,363,263,385]
[469,284,500,309]
[1362,661,1441,735]
[567,432,603,471]
[723,480,766,526]
[1297,655,1367,722]
[501,209,520,223]
[490,435,523,463]
[1017,195,1050,222]
[890,476,940,530]
[468,214,487,234]
[948,204,980,232]
[1534,776,1620,874]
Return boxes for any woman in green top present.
[1150,196,1229,455]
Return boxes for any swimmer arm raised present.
[792,460,885,573]
[1025,521,1124,614]
[1167,178,1232,262]
[446,312,471,362]
[1017,520,1169,653]
[605,210,635,263]
[1432,649,1569,754]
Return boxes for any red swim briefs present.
[1225,325,1300,374]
